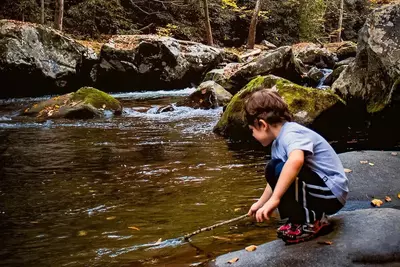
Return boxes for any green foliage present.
[156,24,178,37]
[298,0,327,42]
[222,0,239,9]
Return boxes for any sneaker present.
[282,215,330,244]
[276,221,292,238]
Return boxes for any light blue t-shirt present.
[271,122,349,205]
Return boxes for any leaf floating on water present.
[360,161,368,164]
[106,216,116,220]
[318,241,333,245]
[128,226,140,231]
[78,230,87,236]
[391,152,398,156]
[385,196,392,202]
[371,199,383,207]
[227,257,239,264]
[234,208,241,212]
[369,163,375,166]
[155,238,162,245]
[344,168,352,173]
[245,245,257,252]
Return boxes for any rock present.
[307,67,325,86]
[211,208,400,267]
[323,65,348,86]
[261,40,277,49]
[0,20,98,98]
[213,75,344,140]
[324,41,357,61]
[203,64,242,91]
[22,87,122,119]
[156,104,175,113]
[335,57,354,67]
[225,46,305,94]
[95,35,223,92]
[293,43,336,69]
[331,3,400,113]
[176,81,232,109]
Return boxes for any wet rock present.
[203,64,242,92]
[224,46,305,94]
[211,208,400,267]
[324,41,357,61]
[176,81,232,109]
[335,57,354,67]
[0,20,98,98]
[156,104,175,113]
[293,43,336,69]
[95,35,223,92]
[332,2,400,113]
[22,87,122,119]
[324,65,347,87]
[213,75,344,140]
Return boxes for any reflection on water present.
[0,90,277,266]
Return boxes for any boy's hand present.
[247,201,263,217]
[255,197,280,222]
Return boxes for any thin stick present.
[182,214,248,241]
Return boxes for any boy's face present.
[249,119,274,147]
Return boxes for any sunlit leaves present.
[245,245,257,251]
[371,199,383,207]
[227,257,239,264]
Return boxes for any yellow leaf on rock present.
[245,245,257,252]
[360,161,368,164]
[106,216,116,220]
[78,230,87,236]
[371,199,383,207]
[128,226,140,231]
[385,196,392,202]
[369,163,375,166]
[227,257,239,264]
[398,193,400,199]
[318,241,333,245]
[391,152,398,156]
[344,168,352,173]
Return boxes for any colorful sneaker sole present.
[281,221,330,244]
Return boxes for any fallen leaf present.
[369,162,375,166]
[385,196,392,202]
[391,152,398,156]
[212,236,231,241]
[344,168,352,173]
[30,221,39,224]
[371,199,383,207]
[78,230,87,236]
[227,257,239,264]
[360,161,368,164]
[318,241,333,245]
[128,226,140,231]
[398,193,400,199]
[155,238,162,244]
[234,208,241,212]
[245,245,257,251]
[106,216,116,220]
[102,104,106,109]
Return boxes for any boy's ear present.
[258,119,269,130]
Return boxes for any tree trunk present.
[202,0,213,46]
[41,0,45,24]
[54,0,63,31]
[337,0,344,42]
[247,0,262,49]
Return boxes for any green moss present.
[71,87,121,110]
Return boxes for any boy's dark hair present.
[245,88,293,126]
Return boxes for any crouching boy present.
[245,89,348,244]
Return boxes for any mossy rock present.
[22,87,122,119]
[213,75,344,140]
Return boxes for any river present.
[0,89,279,267]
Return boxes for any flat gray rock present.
[211,208,400,267]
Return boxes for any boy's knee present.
[265,159,284,185]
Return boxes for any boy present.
[245,89,348,244]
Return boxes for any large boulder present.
[176,81,232,109]
[95,35,223,92]
[331,3,400,113]
[0,20,97,98]
[222,46,305,94]
[211,208,400,267]
[292,43,336,69]
[213,75,344,140]
[324,41,357,61]
[22,87,122,119]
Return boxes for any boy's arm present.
[255,150,305,222]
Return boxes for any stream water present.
[0,89,279,267]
